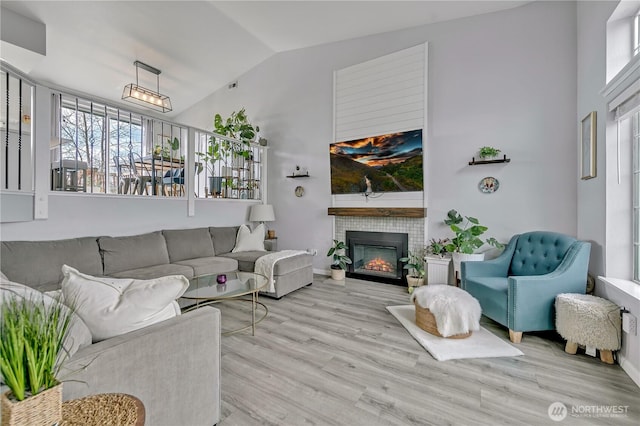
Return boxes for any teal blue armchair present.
[461,231,591,343]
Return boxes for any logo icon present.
[548,402,568,422]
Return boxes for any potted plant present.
[426,238,450,259]
[196,137,230,197]
[424,238,452,285]
[152,137,180,160]
[444,209,503,279]
[326,239,352,281]
[0,293,74,425]
[400,248,426,289]
[478,146,501,159]
[213,108,259,163]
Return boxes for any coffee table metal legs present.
[183,297,268,336]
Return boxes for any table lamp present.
[249,204,275,238]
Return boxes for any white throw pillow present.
[61,265,188,342]
[232,224,266,253]
[0,281,92,361]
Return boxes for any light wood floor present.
[215,276,639,426]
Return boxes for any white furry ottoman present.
[555,293,621,364]
[410,285,481,338]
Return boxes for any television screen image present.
[330,129,423,194]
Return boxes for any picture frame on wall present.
[580,111,596,180]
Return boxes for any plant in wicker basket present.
[400,248,427,289]
[0,293,73,426]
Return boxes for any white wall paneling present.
[335,43,425,143]
[333,43,427,212]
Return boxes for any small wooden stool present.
[555,293,621,364]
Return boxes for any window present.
[1,65,34,192]
[635,12,640,56]
[52,92,186,195]
[51,92,263,199]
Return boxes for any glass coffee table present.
[181,271,268,336]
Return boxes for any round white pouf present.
[555,293,620,364]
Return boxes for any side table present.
[61,393,145,426]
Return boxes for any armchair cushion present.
[509,232,575,276]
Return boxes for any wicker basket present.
[1,383,62,426]
[414,300,472,339]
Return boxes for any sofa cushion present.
[109,264,194,280]
[209,226,239,255]
[173,257,238,277]
[99,231,170,276]
[163,228,215,262]
[61,265,187,342]
[232,224,266,253]
[0,237,103,292]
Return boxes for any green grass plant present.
[0,294,72,401]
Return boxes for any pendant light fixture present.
[122,60,172,113]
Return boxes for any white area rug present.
[387,305,524,361]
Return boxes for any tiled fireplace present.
[332,211,426,285]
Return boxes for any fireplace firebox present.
[346,231,408,285]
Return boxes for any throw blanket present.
[410,285,481,337]
[255,250,307,293]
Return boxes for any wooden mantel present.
[327,207,427,218]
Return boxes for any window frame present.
[634,112,640,282]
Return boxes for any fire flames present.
[363,257,394,273]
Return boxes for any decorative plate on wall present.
[478,177,499,194]
[295,186,305,197]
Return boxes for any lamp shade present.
[250,204,275,222]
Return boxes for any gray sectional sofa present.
[0,226,313,426]
[1,226,313,297]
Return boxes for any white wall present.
[576,1,616,276]
[0,194,256,241]
[177,1,578,271]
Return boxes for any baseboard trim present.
[619,354,640,388]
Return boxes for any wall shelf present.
[468,155,511,165]
[286,173,310,178]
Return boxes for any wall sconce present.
[122,60,172,113]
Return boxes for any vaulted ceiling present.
[1,1,529,118]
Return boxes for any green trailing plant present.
[399,248,426,277]
[444,209,503,254]
[0,295,73,401]
[479,146,501,159]
[326,240,352,270]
